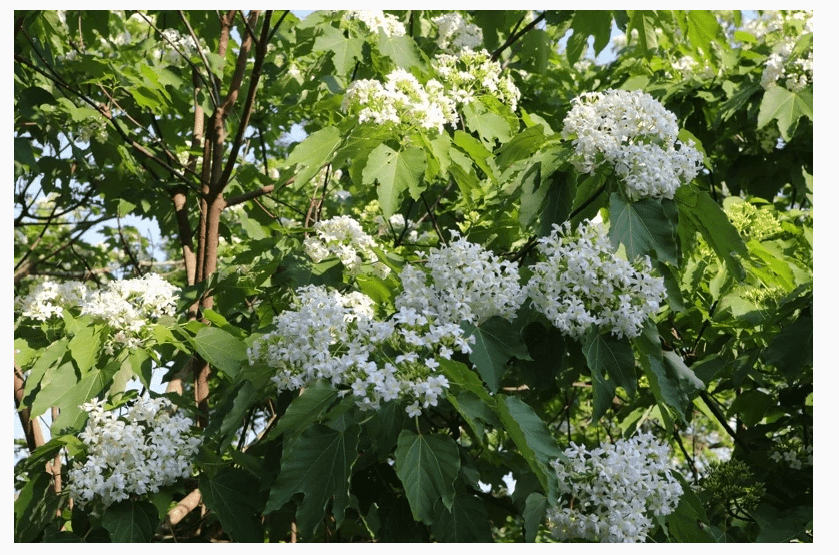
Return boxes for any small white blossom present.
[67,395,201,509]
[562,89,703,200]
[432,13,483,53]
[526,220,665,340]
[546,432,683,543]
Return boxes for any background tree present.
[14,10,812,543]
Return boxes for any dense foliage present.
[14,10,812,543]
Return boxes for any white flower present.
[303,215,390,277]
[526,220,665,340]
[344,10,405,37]
[16,274,179,352]
[546,432,683,542]
[433,13,483,53]
[67,395,200,508]
[561,89,703,200]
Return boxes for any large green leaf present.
[757,86,813,141]
[430,494,493,542]
[523,492,548,543]
[101,500,159,543]
[453,131,497,184]
[666,473,716,542]
[377,32,425,70]
[67,325,102,374]
[583,329,637,397]
[362,144,426,219]
[30,361,78,417]
[462,99,513,147]
[51,363,119,434]
[567,11,614,64]
[763,313,812,379]
[439,360,560,498]
[394,430,460,525]
[686,10,722,61]
[266,379,339,442]
[609,193,678,264]
[627,10,660,57]
[266,424,360,539]
[313,25,363,75]
[193,327,247,378]
[284,126,342,190]
[676,185,748,280]
[14,471,61,542]
[462,316,531,393]
[200,468,264,543]
[22,337,70,400]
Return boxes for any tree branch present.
[14,363,45,453]
[491,12,547,62]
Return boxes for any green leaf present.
[609,193,678,264]
[686,10,722,60]
[266,424,360,539]
[51,364,118,434]
[101,500,159,543]
[462,316,531,393]
[67,325,101,374]
[523,492,548,543]
[200,468,264,543]
[438,360,560,497]
[313,26,363,74]
[193,327,247,378]
[430,494,493,542]
[583,329,637,397]
[22,337,70,400]
[644,352,703,422]
[666,473,716,542]
[627,10,660,57]
[377,32,425,70]
[30,361,79,417]
[284,126,342,190]
[502,396,563,498]
[753,504,812,543]
[267,379,339,441]
[462,99,513,147]
[567,11,614,64]
[362,144,426,219]
[676,185,748,280]
[394,430,460,525]
[727,390,774,428]
[763,313,812,379]
[757,86,813,141]
[453,131,497,184]
[496,125,547,170]
[14,471,61,542]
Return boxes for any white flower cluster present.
[157,28,205,65]
[16,274,179,353]
[67,396,201,509]
[526,221,666,340]
[343,10,405,37]
[739,10,812,43]
[303,215,390,278]
[396,232,524,326]
[432,49,521,111]
[770,441,813,470]
[342,70,457,134]
[671,55,716,80]
[561,89,703,200]
[546,432,683,543]
[248,285,457,417]
[342,50,521,134]
[760,46,813,92]
[432,13,483,53]
[250,234,528,416]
